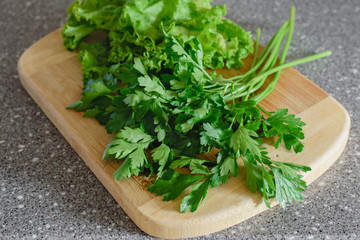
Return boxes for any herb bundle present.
[63,1,331,212]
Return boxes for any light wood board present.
[18,29,350,239]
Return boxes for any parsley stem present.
[256,25,287,76]
[203,84,221,89]
[241,22,288,100]
[251,50,331,103]
[225,21,289,82]
[225,49,331,102]
[281,6,296,64]
[222,83,230,96]
[253,6,296,102]
[242,14,291,100]
[250,28,261,69]
[257,104,271,117]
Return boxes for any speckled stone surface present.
[0,0,359,239]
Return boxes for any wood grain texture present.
[18,29,350,239]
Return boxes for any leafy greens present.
[63,2,331,212]
[63,0,253,70]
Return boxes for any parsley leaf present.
[104,127,154,180]
[180,179,210,213]
[272,168,308,208]
[148,169,205,201]
[151,143,172,176]
[138,75,166,96]
[265,109,306,153]
[230,126,261,157]
[116,127,153,144]
[170,156,210,175]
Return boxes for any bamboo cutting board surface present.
[18,29,350,239]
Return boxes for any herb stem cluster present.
[204,7,330,104]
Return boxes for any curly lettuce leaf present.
[62,0,253,69]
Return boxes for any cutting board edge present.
[17,30,351,239]
[302,95,351,185]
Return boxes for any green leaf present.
[138,75,166,95]
[245,118,262,131]
[133,58,147,76]
[180,179,210,213]
[209,165,229,188]
[243,157,263,193]
[220,154,238,177]
[116,127,153,144]
[151,143,171,175]
[105,127,153,164]
[266,109,306,132]
[66,100,83,109]
[191,67,204,83]
[108,132,151,180]
[91,82,113,94]
[106,139,140,159]
[230,126,261,157]
[155,125,166,142]
[265,109,306,153]
[62,23,96,50]
[83,108,101,118]
[113,157,140,180]
[148,169,205,201]
[105,107,133,134]
[117,66,141,88]
[273,168,308,208]
[188,38,204,68]
[272,161,311,179]
[170,79,188,90]
[189,161,210,175]
[170,156,209,175]
[283,134,304,153]
[200,122,231,149]
[77,40,110,87]
[202,123,223,140]
[70,1,123,31]
[127,147,147,169]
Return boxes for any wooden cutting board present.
[18,29,350,239]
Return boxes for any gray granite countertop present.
[1,0,359,239]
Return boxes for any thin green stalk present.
[257,25,287,75]
[257,22,286,62]
[203,84,221,89]
[222,83,250,99]
[255,50,331,86]
[237,7,296,102]
[252,50,332,103]
[280,6,296,64]
[225,22,289,101]
[225,21,289,82]
[224,50,331,102]
[257,104,271,117]
[251,6,296,103]
[250,28,261,69]
[218,7,331,104]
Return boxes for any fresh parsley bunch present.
[64,3,331,212]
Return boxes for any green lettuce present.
[62,0,253,70]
